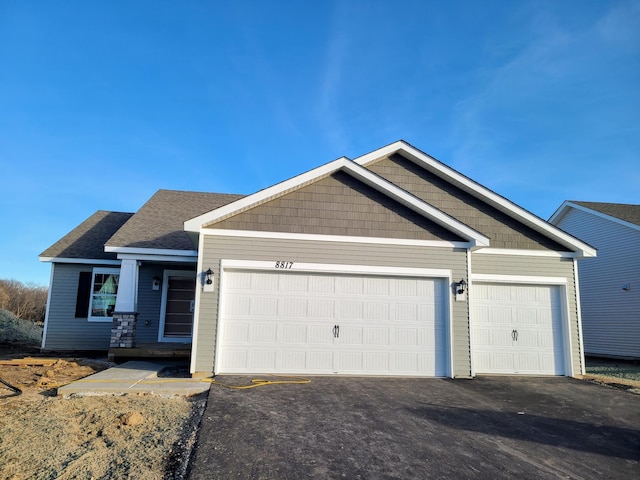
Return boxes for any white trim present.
[216,260,454,378]
[472,248,577,258]
[354,141,596,257]
[105,246,198,257]
[39,257,121,265]
[471,273,567,285]
[220,259,452,279]
[190,234,206,374]
[117,253,198,263]
[40,264,55,349]
[184,157,489,247]
[550,201,640,233]
[201,228,472,249]
[158,270,196,343]
[574,258,586,375]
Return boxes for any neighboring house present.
[40,141,596,378]
[550,201,640,359]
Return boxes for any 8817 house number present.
[275,261,294,269]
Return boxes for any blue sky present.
[1,1,639,286]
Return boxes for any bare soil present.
[0,346,203,480]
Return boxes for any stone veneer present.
[110,312,138,348]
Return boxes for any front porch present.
[107,343,191,362]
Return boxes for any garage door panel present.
[218,270,448,376]
[472,283,565,375]
[252,298,278,316]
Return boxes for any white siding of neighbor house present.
[194,235,470,377]
[471,253,582,375]
[555,208,640,358]
[42,263,113,350]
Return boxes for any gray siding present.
[42,263,113,350]
[555,208,640,358]
[367,154,570,251]
[211,171,464,242]
[135,265,165,344]
[43,263,195,350]
[471,253,582,374]
[194,235,471,377]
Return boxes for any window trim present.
[88,267,120,323]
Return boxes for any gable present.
[208,171,466,242]
[366,153,570,251]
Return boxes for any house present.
[550,201,640,359]
[40,141,596,378]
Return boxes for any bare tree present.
[0,279,48,324]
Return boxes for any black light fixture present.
[205,268,213,285]
[456,278,467,295]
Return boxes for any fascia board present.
[39,257,121,265]
[184,157,350,232]
[548,200,573,224]
[355,142,596,257]
[552,201,640,233]
[104,246,198,257]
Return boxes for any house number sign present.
[274,261,294,269]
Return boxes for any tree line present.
[0,279,48,324]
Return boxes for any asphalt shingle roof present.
[106,189,245,251]
[573,201,640,227]
[40,210,134,260]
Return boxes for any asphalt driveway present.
[187,376,640,479]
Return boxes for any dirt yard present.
[0,347,203,480]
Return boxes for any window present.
[88,268,120,322]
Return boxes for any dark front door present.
[161,273,196,342]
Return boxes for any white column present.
[115,258,139,312]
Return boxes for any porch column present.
[114,258,139,312]
[110,259,139,349]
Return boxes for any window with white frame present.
[88,268,120,322]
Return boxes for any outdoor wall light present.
[152,276,161,291]
[456,278,467,295]
[205,268,214,285]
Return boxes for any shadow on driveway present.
[187,376,640,479]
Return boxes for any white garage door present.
[217,269,449,376]
[471,283,566,375]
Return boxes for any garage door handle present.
[512,330,518,341]
[336,325,339,338]
[332,325,340,338]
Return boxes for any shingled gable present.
[40,210,133,262]
[105,189,244,255]
[551,201,640,231]
[354,141,596,257]
[184,156,491,247]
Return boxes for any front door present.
[159,271,196,343]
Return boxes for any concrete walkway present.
[58,361,210,397]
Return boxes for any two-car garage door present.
[216,269,449,377]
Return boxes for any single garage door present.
[471,283,566,375]
[217,269,449,376]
